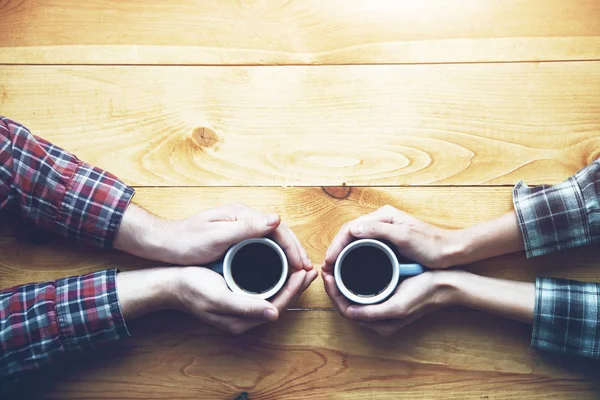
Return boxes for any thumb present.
[219,292,279,321]
[215,213,280,244]
[349,220,397,242]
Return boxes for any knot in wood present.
[322,186,352,199]
[191,127,221,150]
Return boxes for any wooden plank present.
[16,311,600,399]
[2,63,600,186]
[1,0,599,65]
[3,187,600,310]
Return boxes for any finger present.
[284,224,312,270]
[321,260,334,274]
[204,203,255,222]
[226,207,311,270]
[322,270,352,317]
[215,289,279,322]
[363,205,401,222]
[211,214,281,245]
[286,268,318,308]
[346,300,396,322]
[324,222,354,268]
[269,270,307,311]
[270,223,304,271]
[347,220,400,243]
[323,207,404,269]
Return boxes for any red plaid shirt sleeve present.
[0,270,129,387]
[0,117,133,386]
[0,116,134,247]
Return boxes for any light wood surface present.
[3,1,600,398]
[1,0,599,65]
[2,63,600,186]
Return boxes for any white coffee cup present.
[334,239,425,305]
[206,238,288,299]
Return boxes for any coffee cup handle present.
[205,259,224,276]
[399,263,426,277]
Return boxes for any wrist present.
[448,211,524,265]
[116,267,182,321]
[432,270,534,323]
[115,203,179,264]
[438,229,473,268]
[430,270,473,307]
[439,211,524,267]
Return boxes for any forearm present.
[440,270,534,324]
[445,211,524,266]
[116,267,181,320]
[113,203,174,263]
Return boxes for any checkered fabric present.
[513,160,600,258]
[533,278,600,358]
[0,117,133,386]
[0,270,129,387]
[514,159,600,358]
[0,116,135,248]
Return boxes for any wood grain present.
[1,0,599,65]
[3,186,600,310]
[3,2,600,397]
[2,63,600,186]
[14,311,600,399]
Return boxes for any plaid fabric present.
[0,116,135,248]
[0,270,130,387]
[513,160,600,258]
[0,117,133,386]
[532,278,600,358]
[513,160,600,358]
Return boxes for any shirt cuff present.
[55,269,131,352]
[58,162,135,248]
[513,177,591,258]
[0,269,130,389]
[532,277,600,358]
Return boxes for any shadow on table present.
[1,312,262,400]
[1,344,136,400]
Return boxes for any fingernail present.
[264,214,279,226]
[350,223,363,236]
[263,308,277,321]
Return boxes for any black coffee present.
[340,246,393,296]
[231,243,283,294]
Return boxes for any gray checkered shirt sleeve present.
[533,278,600,358]
[513,160,600,258]
[513,160,600,358]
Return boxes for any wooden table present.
[2,1,600,398]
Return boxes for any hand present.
[324,206,525,271]
[322,269,455,337]
[321,268,534,337]
[115,203,312,271]
[117,266,318,334]
[176,266,318,334]
[324,205,456,270]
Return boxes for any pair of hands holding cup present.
[115,203,455,337]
